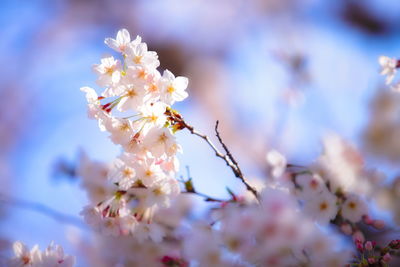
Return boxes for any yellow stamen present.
[105,66,114,76]
[126,89,137,98]
[148,83,158,92]
[348,202,356,209]
[119,122,130,131]
[122,168,133,177]
[167,86,175,94]
[158,133,168,143]
[133,55,142,64]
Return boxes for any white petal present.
[12,241,26,257]
[119,29,130,43]
[175,76,189,89]
[104,38,119,51]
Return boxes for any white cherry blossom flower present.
[9,241,75,267]
[104,28,137,53]
[116,85,147,112]
[138,102,168,133]
[80,87,103,120]
[107,117,135,146]
[93,56,122,87]
[314,134,363,193]
[145,178,180,208]
[125,42,159,70]
[9,241,40,267]
[295,173,326,200]
[108,158,136,190]
[266,149,287,178]
[118,213,138,235]
[379,55,398,85]
[161,154,180,173]
[143,127,177,158]
[303,190,338,225]
[135,222,165,243]
[134,157,164,187]
[125,65,158,85]
[41,242,75,267]
[341,194,367,223]
[159,70,189,105]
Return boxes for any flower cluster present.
[379,55,400,92]
[76,194,192,267]
[267,134,386,239]
[352,239,400,266]
[80,29,188,241]
[6,29,396,266]
[183,188,351,267]
[9,241,75,267]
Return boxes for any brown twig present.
[214,120,259,199]
[181,166,229,203]
[183,191,226,202]
[167,109,259,200]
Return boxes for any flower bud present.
[365,241,373,251]
[382,253,392,263]
[389,239,400,249]
[353,231,365,243]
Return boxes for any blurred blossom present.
[2,0,400,266]
[363,90,400,163]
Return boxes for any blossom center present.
[148,83,158,92]
[122,168,134,177]
[138,69,147,79]
[126,89,137,98]
[119,122,130,131]
[133,55,142,64]
[22,256,31,264]
[158,133,168,143]
[105,66,114,76]
[167,86,175,94]
[319,202,328,211]
[348,201,356,209]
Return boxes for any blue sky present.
[1,0,400,265]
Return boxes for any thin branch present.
[215,120,240,170]
[214,121,258,198]
[167,109,259,200]
[183,191,226,202]
[181,166,228,202]
[0,194,87,229]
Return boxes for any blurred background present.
[1,0,400,265]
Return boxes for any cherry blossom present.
[9,241,75,267]
[379,55,398,85]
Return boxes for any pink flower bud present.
[353,231,365,243]
[368,257,376,264]
[365,241,373,251]
[373,220,385,229]
[356,242,363,252]
[354,239,364,252]
[389,239,400,249]
[382,253,392,263]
